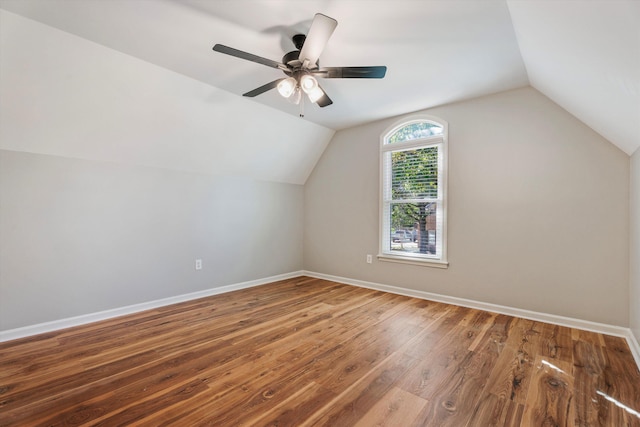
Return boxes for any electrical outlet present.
[366,254,372,264]
[195,259,202,270]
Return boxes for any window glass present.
[387,122,443,144]
[380,117,447,267]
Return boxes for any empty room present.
[1,0,639,425]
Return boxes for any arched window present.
[380,115,448,267]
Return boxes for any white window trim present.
[378,114,449,268]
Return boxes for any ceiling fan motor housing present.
[283,34,318,69]
[282,50,300,67]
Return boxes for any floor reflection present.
[596,390,640,419]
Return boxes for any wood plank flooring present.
[1,276,639,426]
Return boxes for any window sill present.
[377,254,449,269]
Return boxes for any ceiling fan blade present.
[213,44,287,70]
[298,13,337,68]
[243,79,284,97]
[316,85,333,107]
[314,66,387,79]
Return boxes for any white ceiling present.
[0,0,638,156]
[508,0,640,155]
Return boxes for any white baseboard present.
[626,331,640,371]
[0,271,304,343]
[303,271,640,370]
[4,270,639,372]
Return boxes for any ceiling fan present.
[212,13,387,110]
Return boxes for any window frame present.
[378,115,449,268]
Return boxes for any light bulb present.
[277,77,297,98]
[300,74,318,93]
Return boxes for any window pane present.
[381,117,447,264]
[391,146,438,200]
[389,202,438,255]
[387,122,443,144]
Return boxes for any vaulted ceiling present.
[1,0,638,181]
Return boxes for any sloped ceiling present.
[508,0,640,156]
[0,0,638,174]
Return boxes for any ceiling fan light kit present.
[306,85,325,104]
[300,74,318,92]
[212,12,387,112]
[277,77,297,98]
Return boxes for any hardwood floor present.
[1,276,639,426]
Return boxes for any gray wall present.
[631,149,640,341]
[304,87,630,326]
[0,11,314,333]
[0,150,303,330]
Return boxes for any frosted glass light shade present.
[277,77,297,98]
[300,74,318,93]
[287,87,302,104]
[307,86,324,103]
